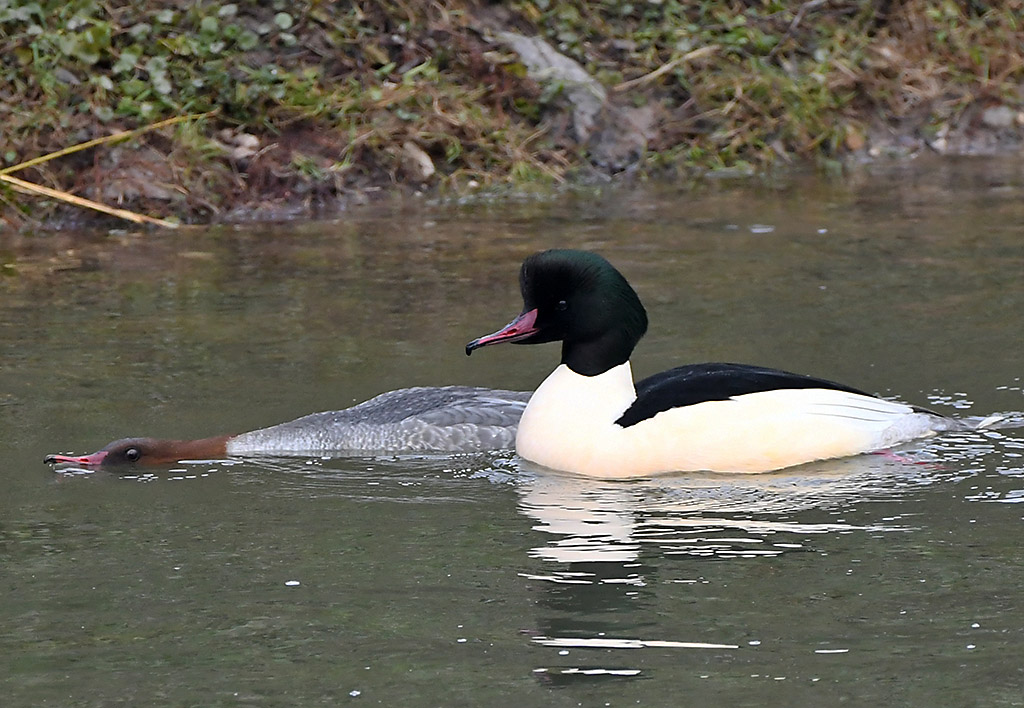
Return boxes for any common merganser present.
[43,386,530,468]
[466,249,981,477]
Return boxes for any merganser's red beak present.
[43,450,110,466]
[466,308,540,354]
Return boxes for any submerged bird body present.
[44,386,530,468]
[467,249,972,477]
[227,385,530,455]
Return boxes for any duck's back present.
[227,386,531,455]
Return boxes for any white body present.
[516,363,957,477]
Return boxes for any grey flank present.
[227,386,531,455]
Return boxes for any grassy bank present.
[1,0,1022,227]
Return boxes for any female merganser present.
[466,249,976,477]
[44,386,530,468]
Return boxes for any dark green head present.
[466,249,648,376]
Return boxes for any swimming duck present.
[44,386,530,468]
[466,249,976,477]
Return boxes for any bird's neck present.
[561,331,638,377]
[157,435,232,464]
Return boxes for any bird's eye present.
[124,448,141,462]
[556,299,568,311]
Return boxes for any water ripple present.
[532,636,739,650]
[228,450,518,504]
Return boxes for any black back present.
[616,362,872,428]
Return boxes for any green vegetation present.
[1,0,1021,225]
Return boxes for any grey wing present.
[374,386,530,452]
[408,387,531,427]
[229,386,531,454]
[327,386,529,426]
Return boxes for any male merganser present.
[466,249,977,477]
[43,386,530,468]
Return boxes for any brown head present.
[44,435,231,468]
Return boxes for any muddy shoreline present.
[1,1,1022,229]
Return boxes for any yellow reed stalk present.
[0,112,214,176]
[0,173,179,228]
[0,111,214,227]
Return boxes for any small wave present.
[532,636,739,650]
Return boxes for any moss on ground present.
[1,0,1022,226]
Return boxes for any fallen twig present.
[0,173,179,228]
[0,112,214,227]
[0,112,214,176]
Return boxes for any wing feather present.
[619,363,872,428]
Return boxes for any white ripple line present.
[532,636,739,650]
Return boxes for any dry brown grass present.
[1,0,1021,225]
